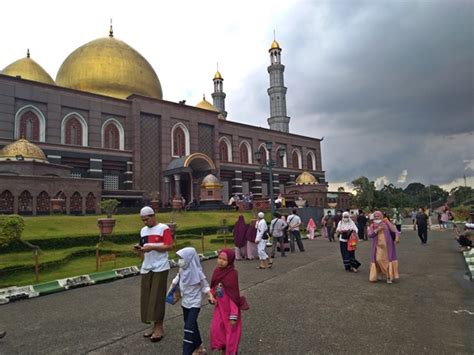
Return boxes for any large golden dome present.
[296,171,317,185]
[56,32,162,100]
[0,139,47,161]
[196,95,219,112]
[1,50,55,85]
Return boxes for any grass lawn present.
[21,210,255,240]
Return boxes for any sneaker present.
[386,279,393,284]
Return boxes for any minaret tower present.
[212,64,227,118]
[267,36,290,132]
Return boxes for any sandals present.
[268,262,273,269]
[256,266,266,269]
[143,331,153,338]
[150,334,164,342]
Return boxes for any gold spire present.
[270,30,281,50]
[214,62,223,80]
[109,19,113,38]
[27,48,30,58]
[196,95,219,112]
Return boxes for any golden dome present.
[196,95,219,112]
[56,34,162,100]
[296,171,317,185]
[0,139,47,162]
[270,39,281,50]
[214,70,223,80]
[201,174,223,188]
[1,50,55,85]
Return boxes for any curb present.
[463,248,474,281]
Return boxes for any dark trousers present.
[182,307,201,355]
[396,224,402,232]
[289,230,305,252]
[271,236,285,257]
[357,225,366,240]
[339,241,361,270]
[327,226,335,242]
[417,224,428,244]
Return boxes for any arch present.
[36,191,50,214]
[101,118,124,150]
[171,122,190,157]
[85,192,96,213]
[257,143,269,162]
[70,192,82,214]
[15,105,46,141]
[291,148,302,169]
[0,190,14,213]
[61,112,88,146]
[218,136,232,162]
[54,191,67,213]
[183,152,216,170]
[276,145,287,168]
[306,151,316,171]
[238,140,252,164]
[18,190,33,214]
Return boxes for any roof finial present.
[273,29,276,41]
[109,18,114,38]
[27,48,30,58]
[217,62,219,72]
[203,93,206,100]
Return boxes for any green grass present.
[21,211,255,240]
[0,234,234,288]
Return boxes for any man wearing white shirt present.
[255,212,270,269]
[287,209,305,253]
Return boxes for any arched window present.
[0,190,14,213]
[62,113,88,146]
[307,151,316,171]
[85,192,96,213]
[101,119,124,150]
[218,137,232,162]
[257,143,269,163]
[173,126,186,157]
[292,149,302,169]
[36,191,50,214]
[171,122,190,157]
[70,192,82,214]
[239,141,252,164]
[15,105,46,142]
[54,191,67,213]
[19,111,40,141]
[276,146,287,168]
[19,190,33,213]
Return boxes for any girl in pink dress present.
[210,249,243,355]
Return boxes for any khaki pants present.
[141,270,169,323]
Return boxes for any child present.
[210,249,244,355]
[168,247,214,355]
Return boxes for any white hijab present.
[176,247,206,286]
[338,212,358,232]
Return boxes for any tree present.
[404,182,425,196]
[351,176,376,209]
[0,215,39,250]
[337,186,345,192]
[450,186,474,206]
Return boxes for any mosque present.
[0,26,351,215]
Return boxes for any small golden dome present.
[1,50,55,85]
[201,174,223,188]
[0,139,47,161]
[296,171,317,185]
[56,35,162,100]
[196,95,219,112]
[270,39,281,50]
[214,70,223,80]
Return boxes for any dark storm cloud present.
[233,0,473,187]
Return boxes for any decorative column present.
[251,171,263,198]
[273,173,280,195]
[88,158,103,179]
[174,174,181,198]
[287,174,296,186]
[124,161,133,190]
[164,177,170,205]
[231,170,243,197]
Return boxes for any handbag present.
[347,231,358,251]
[166,276,182,305]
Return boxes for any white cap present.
[258,212,265,219]
[140,206,155,217]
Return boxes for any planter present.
[97,218,116,235]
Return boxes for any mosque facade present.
[0,27,351,215]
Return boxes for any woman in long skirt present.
[233,215,248,260]
[336,212,361,272]
[367,210,400,284]
[245,219,259,260]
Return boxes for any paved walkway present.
[0,229,473,354]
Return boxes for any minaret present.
[211,65,227,118]
[267,37,290,132]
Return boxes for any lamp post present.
[254,141,285,216]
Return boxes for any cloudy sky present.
[1,0,472,191]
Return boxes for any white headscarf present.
[176,247,206,286]
[338,211,358,232]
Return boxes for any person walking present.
[255,212,270,269]
[416,207,429,244]
[336,212,361,272]
[368,211,400,284]
[287,209,305,252]
[410,209,417,230]
[323,211,336,242]
[306,217,316,240]
[210,249,244,355]
[135,206,174,342]
[393,209,404,232]
[232,215,248,260]
[245,219,258,260]
[269,212,287,264]
[356,210,368,241]
[168,247,214,355]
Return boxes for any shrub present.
[0,215,25,247]
[100,199,120,218]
